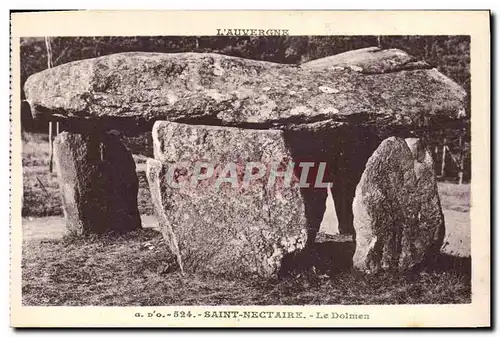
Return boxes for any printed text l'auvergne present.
[216,28,289,36]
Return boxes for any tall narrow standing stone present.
[352,137,445,273]
[54,131,142,235]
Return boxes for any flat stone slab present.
[352,137,445,273]
[24,49,466,132]
[313,232,355,274]
[315,232,354,243]
[147,121,323,277]
[280,232,355,276]
[301,46,431,74]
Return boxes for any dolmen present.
[24,47,467,276]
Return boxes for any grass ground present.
[20,132,472,305]
[22,229,470,306]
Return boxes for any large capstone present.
[352,137,445,273]
[146,121,327,277]
[54,131,142,235]
[24,49,466,134]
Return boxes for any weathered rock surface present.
[25,49,466,133]
[147,121,318,277]
[301,47,431,74]
[54,131,142,234]
[146,159,184,272]
[352,137,445,273]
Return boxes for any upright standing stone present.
[147,121,316,277]
[54,131,142,235]
[352,137,445,273]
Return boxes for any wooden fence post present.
[440,138,447,178]
[458,135,464,185]
[49,121,53,173]
[45,36,55,173]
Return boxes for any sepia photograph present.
[10,10,490,328]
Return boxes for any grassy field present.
[22,229,470,306]
[20,132,471,305]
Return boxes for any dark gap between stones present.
[275,125,383,277]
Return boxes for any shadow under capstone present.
[283,125,381,237]
[277,125,381,276]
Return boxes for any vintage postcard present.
[10,10,490,327]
